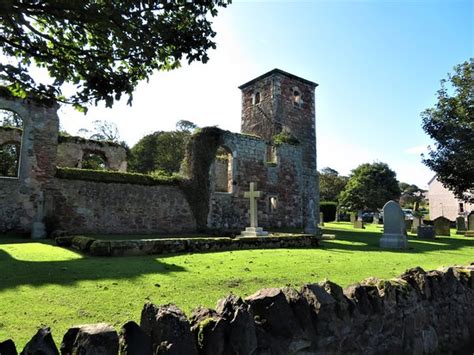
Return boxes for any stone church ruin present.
[0,69,320,237]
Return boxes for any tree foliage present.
[0,109,22,128]
[128,131,187,175]
[421,60,474,203]
[319,167,348,202]
[0,1,229,110]
[78,120,120,142]
[339,162,400,211]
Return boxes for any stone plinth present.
[31,222,46,239]
[240,227,269,237]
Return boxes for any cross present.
[244,182,262,228]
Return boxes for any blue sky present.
[60,0,473,188]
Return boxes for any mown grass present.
[0,221,473,348]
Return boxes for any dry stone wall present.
[2,265,473,354]
[51,178,196,234]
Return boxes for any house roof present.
[238,68,318,90]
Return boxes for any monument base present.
[380,233,408,249]
[239,227,269,237]
[31,222,46,239]
[464,230,474,237]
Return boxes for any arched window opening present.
[214,146,233,193]
[81,151,108,170]
[0,109,23,178]
[266,144,277,165]
[253,91,261,105]
[293,87,302,107]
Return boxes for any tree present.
[128,131,189,175]
[0,1,230,111]
[78,120,120,142]
[0,109,22,128]
[319,167,348,202]
[339,162,400,212]
[398,182,426,209]
[421,60,474,203]
[176,120,198,133]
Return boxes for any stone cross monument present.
[240,182,268,237]
[31,191,46,239]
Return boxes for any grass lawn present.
[1,221,473,348]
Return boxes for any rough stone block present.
[60,323,118,355]
[21,327,59,355]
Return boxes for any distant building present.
[428,175,474,221]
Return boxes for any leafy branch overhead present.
[0,1,230,111]
[421,60,474,203]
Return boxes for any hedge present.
[320,201,337,222]
[56,167,182,186]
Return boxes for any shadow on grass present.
[321,227,474,254]
[0,246,185,291]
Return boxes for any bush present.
[56,167,182,186]
[320,201,337,222]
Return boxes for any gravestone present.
[405,219,413,233]
[411,216,422,234]
[353,220,364,229]
[373,212,380,225]
[239,182,268,237]
[456,216,466,234]
[465,212,474,237]
[31,191,46,239]
[379,200,408,249]
[417,225,435,239]
[433,216,451,236]
[350,213,356,223]
[319,212,324,227]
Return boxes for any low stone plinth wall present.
[65,234,319,257]
[2,265,473,354]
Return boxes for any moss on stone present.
[197,317,216,349]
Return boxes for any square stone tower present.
[239,69,319,233]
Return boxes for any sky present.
[58,0,473,188]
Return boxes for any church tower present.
[239,69,319,233]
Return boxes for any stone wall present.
[0,96,59,234]
[3,265,473,354]
[57,136,127,171]
[208,131,304,231]
[51,178,196,234]
[0,126,22,145]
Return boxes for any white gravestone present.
[379,200,408,249]
[239,182,268,237]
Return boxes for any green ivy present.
[56,167,182,186]
[272,131,300,146]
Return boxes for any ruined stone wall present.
[4,265,473,354]
[51,178,196,234]
[208,132,304,231]
[57,136,127,171]
[0,127,22,145]
[0,96,59,233]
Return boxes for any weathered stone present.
[433,216,451,236]
[119,321,152,355]
[411,216,422,233]
[21,327,59,355]
[0,339,17,355]
[60,323,118,355]
[140,303,197,355]
[379,200,408,249]
[465,212,474,237]
[353,220,364,229]
[71,236,96,253]
[417,225,436,239]
[456,216,467,234]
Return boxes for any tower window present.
[253,91,261,105]
[293,87,302,106]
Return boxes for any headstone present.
[357,211,363,221]
[373,212,380,225]
[353,220,364,229]
[456,216,466,234]
[335,209,340,222]
[465,212,474,237]
[319,212,324,227]
[417,225,436,239]
[31,191,46,239]
[405,219,413,232]
[305,198,317,234]
[379,201,408,249]
[350,213,356,223]
[240,183,268,237]
[433,216,451,236]
[411,216,422,234]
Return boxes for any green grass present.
[1,221,473,348]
